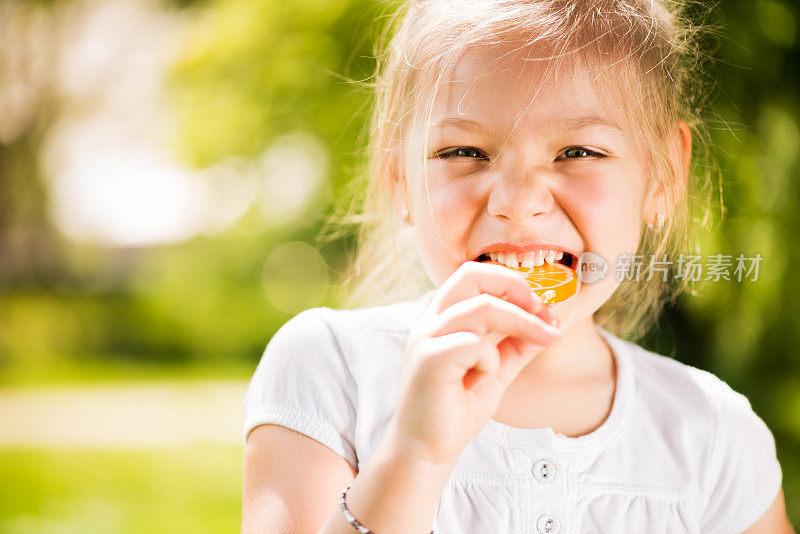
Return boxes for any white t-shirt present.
[243,289,782,533]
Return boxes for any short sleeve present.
[700,385,783,534]
[242,308,359,471]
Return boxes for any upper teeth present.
[489,250,565,268]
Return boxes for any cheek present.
[561,179,643,254]
[413,183,481,283]
[418,182,481,236]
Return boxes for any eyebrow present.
[432,115,623,137]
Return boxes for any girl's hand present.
[386,260,562,468]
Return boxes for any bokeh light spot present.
[756,0,797,48]
[261,241,329,314]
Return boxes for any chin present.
[544,290,598,331]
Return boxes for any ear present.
[381,149,411,223]
[675,120,692,193]
[643,121,692,224]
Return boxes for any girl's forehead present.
[426,44,628,133]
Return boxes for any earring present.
[400,205,410,223]
[647,213,665,233]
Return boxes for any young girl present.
[242,1,793,532]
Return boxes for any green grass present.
[0,445,243,533]
[0,358,255,389]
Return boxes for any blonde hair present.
[319,0,723,342]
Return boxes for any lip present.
[472,241,580,261]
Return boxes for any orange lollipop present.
[486,260,579,304]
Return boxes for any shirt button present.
[536,514,560,533]
[533,459,556,483]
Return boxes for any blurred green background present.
[0,0,797,531]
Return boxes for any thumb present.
[496,337,543,388]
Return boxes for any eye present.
[435,147,489,160]
[557,146,606,160]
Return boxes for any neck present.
[517,317,612,381]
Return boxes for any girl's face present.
[402,45,652,327]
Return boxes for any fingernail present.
[538,320,561,337]
[539,308,558,327]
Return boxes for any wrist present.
[338,428,454,534]
[340,484,433,534]
[378,422,460,478]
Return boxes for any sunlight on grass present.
[0,445,242,533]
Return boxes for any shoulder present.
[610,331,780,476]
[319,290,435,335]
[265,297,413,348]
[618,346,788,533]
[603,329,762,462]
[249,306,365,390]
[284,291,434,355]
[631,341,773,444]
[279,291,432,332]
[244,307,364,464]
[263,307,342,359]
[615,333,738,419]
[263,291,433,370]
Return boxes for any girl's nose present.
[486,173,555,222]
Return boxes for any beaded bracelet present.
[339,484,434,534]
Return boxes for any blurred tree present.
[0,2,68,289]
[643,0,800,516]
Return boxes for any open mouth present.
[476,251,576,270]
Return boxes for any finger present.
[495,336,545,387]
[428,292,562,346]
[428,261,551,320]
[415,331,500,377]
[485,331,507,346]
